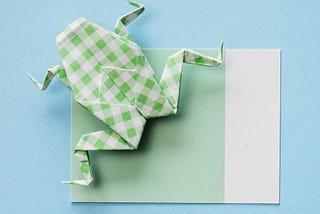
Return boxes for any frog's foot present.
[63,129,135,186]
[62,150,93,186]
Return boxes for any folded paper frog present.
[28,0,223,185]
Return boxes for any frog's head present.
[56,17,89,47]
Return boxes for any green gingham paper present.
[28,0,223,186]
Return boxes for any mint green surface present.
[71,49,225,202]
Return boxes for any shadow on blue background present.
[0,0,319,213]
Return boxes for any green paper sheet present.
[71,49,225,202]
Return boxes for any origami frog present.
[28,0,223,185]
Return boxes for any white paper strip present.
[224,50,280,203]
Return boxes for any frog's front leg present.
[27,65,71,90]
[63,129,134,185]
[160,40,224,113]
[114,1,144,40]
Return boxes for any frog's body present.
[28,1,223,185]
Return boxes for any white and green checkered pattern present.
[28,0,223,185]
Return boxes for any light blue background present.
[0,0,319,213]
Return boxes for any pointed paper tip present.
[62,180,90,185]
[218,37,224,62]
[220,37,224,46]
[26,72,34,80]
[27,72,43,90]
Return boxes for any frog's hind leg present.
[159,40,224,113]
[63,129,134,185]
[114,1,145,40]
[64,99,146,185]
